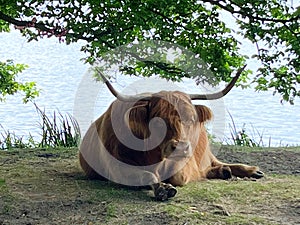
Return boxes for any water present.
[0,30,299,146]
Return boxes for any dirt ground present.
[215,146,300,176]
[0,146,299,225]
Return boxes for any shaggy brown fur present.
[79,91,264,201]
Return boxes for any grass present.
[0,178,5,186]
[0,103,80,150]
[0,125,36,149]
[225,111,267,147]
[34,103,80,148]
[0,146,299,224]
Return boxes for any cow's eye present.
[182,116,195,125]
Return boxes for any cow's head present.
[149,91,213,160]
[121,90,213,162]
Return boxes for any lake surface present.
[0,30,299,147]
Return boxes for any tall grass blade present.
[34,103,81,148]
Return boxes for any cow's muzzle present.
[165,140,193,159]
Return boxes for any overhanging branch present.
[202,0,300,23]
[0,10,93,42]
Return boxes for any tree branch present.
[124,51,184,75]
[202,0,300,23]
[0,10,93,42]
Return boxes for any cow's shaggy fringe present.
[0,104,81,150]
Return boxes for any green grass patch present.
[0,178,5,186]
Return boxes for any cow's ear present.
[194,105,213,122]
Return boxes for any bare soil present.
[0,146,299,225]
[215,146,300,176]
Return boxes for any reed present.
[0,104,81,150]
[225,111,269,147]
[34,103,81,148]
[0,125,37,150]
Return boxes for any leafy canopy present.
[0,4,39,102]
[0,60,39,103]
[0,0,299,103]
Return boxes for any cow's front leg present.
[151,183,177,201]
[225,164,264,179]
[128,170,177,201]
[208,160,264,179]
[206,165,233,179]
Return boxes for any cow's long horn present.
[97,69,152,101]
[189,65,246,100]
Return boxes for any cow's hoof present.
[251,170,264,179]
[166,185,177,198]
[154,184,177,201]
[221,166,232,180]
[155,186,169,201]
